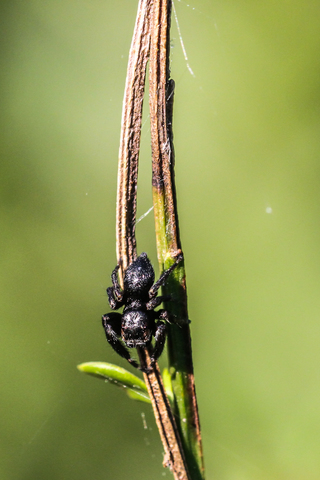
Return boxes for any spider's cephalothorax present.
[102,252,183,370]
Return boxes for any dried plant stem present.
[138,348,191,480]
[116,0,152,272]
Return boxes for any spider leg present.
[146,294,171,310]
[157,309,172,322]
[112,264,124,299]
[150,319,167,365]
[102,313,138,368]
[107,263,124,309]
[107,287,124,310]
[148,252,183,298]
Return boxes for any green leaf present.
[77,361,151,403]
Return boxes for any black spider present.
[102,252,183,370]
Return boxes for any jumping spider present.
[102,252,183,370]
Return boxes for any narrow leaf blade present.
[77,361,150,403]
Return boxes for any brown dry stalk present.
[138,348,191,480]
[116,0,152,273]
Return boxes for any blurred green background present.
[1,1,320,479]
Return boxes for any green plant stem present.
[149,1,205,478]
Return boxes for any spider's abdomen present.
[121,309,152,348]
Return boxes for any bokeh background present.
[1,1,320,479]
